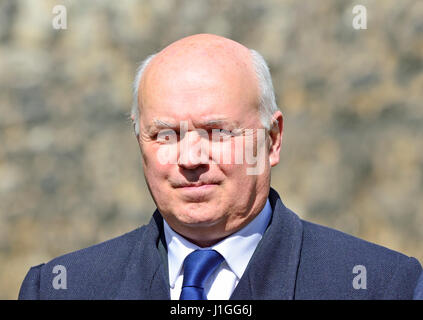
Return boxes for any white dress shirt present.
[163,199,272,300]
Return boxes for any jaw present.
[159,185,268,247]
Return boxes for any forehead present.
[140,46,260,124]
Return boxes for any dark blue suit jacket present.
[414,272,423,300]
[19,188,422,299]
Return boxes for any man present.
[19,34,421,300]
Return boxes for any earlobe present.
[268,111,283,167]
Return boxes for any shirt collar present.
[163,199,272,288]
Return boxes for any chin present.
[178,211,222,227]
[170,204,223,228]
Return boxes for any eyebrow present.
[200,119,228,127]
[152,119,178,129]
[148,117,238,132]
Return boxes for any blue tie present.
[179,249,224,300]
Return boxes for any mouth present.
[176,182,218,188]
[172,179,221,188]
[173,182,220,201]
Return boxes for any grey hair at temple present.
[130,49,279,136]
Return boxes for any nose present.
[178,130,209,170]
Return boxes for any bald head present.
[148,33,254,73]
[131,34,278,135]
[145,34,255,85]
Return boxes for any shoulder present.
[19,226,148,299]
[301,220,413,262]
[44,226,146,270]
[296,220,422,299]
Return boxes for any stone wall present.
[0,0,422,299]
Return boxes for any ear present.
[268,111,283,167]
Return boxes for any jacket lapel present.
[114,211,170,299]
[230,188,304,299]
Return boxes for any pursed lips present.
[175,182,219,188]
[172,181,220,201]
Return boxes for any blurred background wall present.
[0,0,422,299]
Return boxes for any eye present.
[156,129,178,143]
[215,129,233,136]
[210,128,234,141]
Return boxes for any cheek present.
[210,136,246,165]
[141,145,171,181]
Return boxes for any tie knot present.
[181,249,224,293]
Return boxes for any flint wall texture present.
[0,0,422,299]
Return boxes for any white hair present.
[131,49,279,136]
[131,54,156,136]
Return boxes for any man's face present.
[136,37,282,246]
